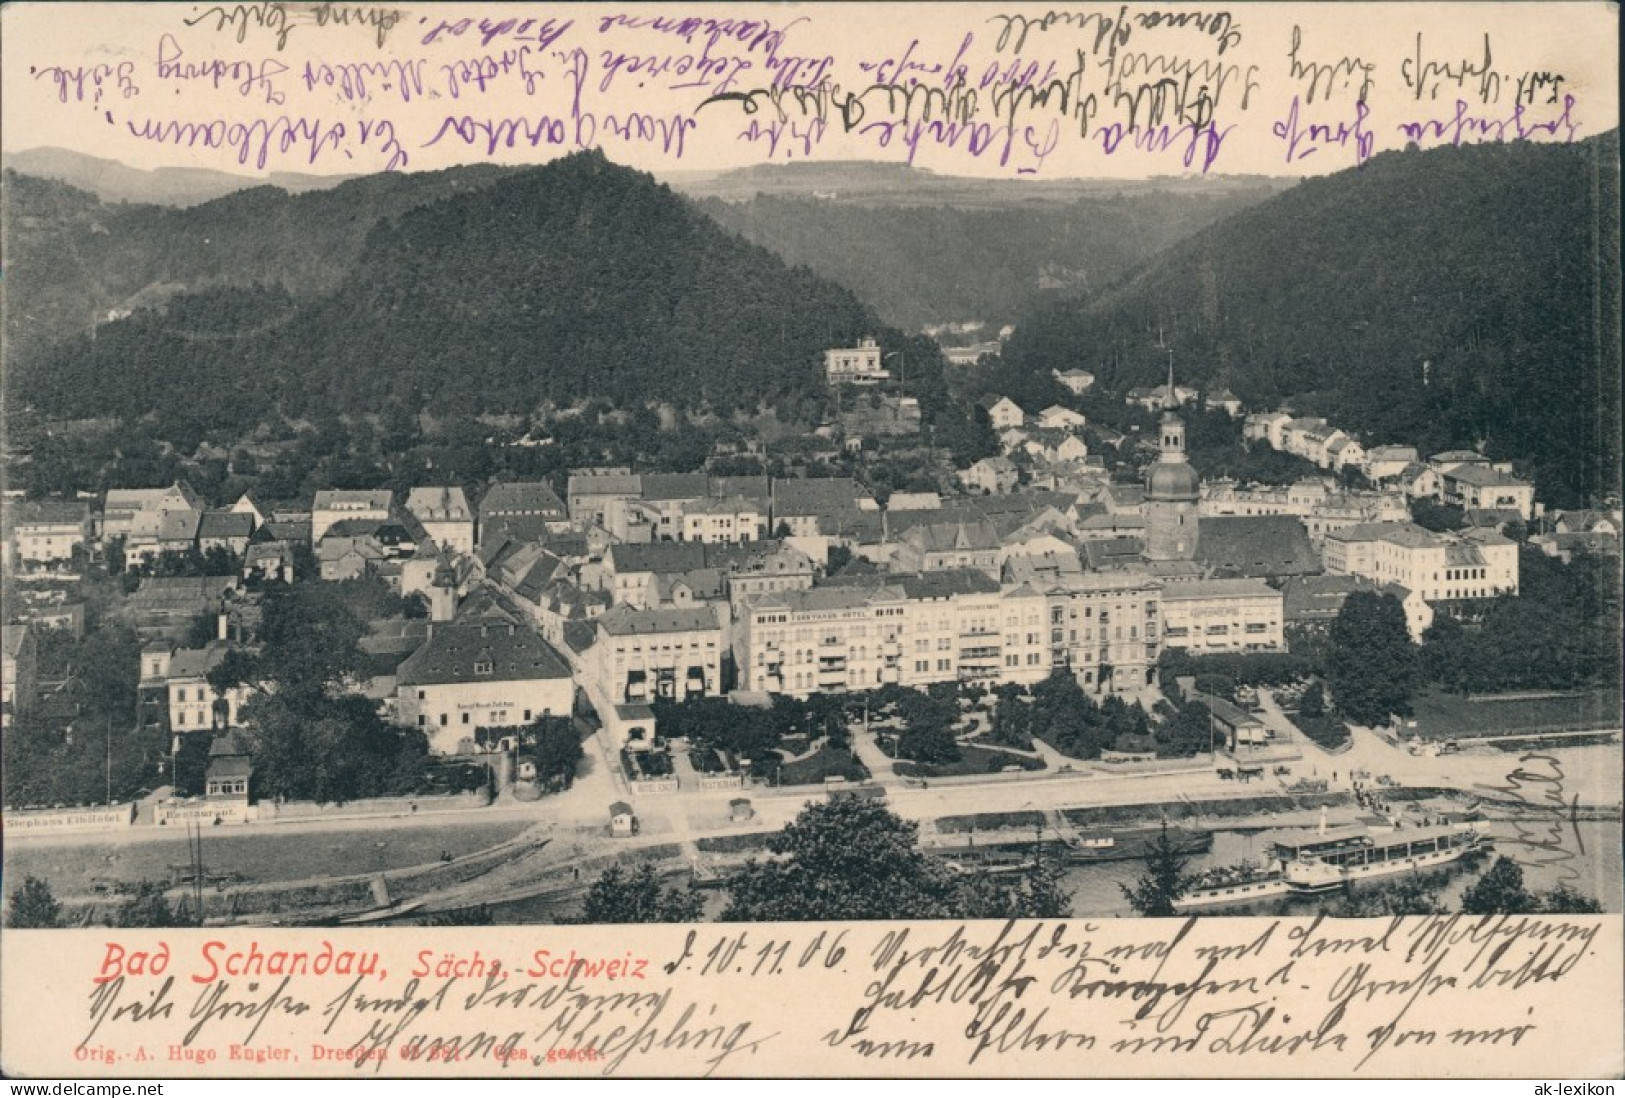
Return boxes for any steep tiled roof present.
[1196,516,1321,578]
[158,510,203,542]
[312,489,392,511]
[608,542,708,575]
[479,480,566,518]
[567,473,641,497]
[1280,574,1379,621]
[406,486,472,521]
[1079,536,1147,569]
[198,511,254,539]
[608,540,787,575]
[709,476,771,502]
[396,622,570,686]
[900,519,1000,553]
[13,500,90,526]
[597,606,720,635]
[166,642,233,679]
[896,569,1001,599]
[1443,463,1530,488]
[773,477,866,515]
[639,473,711,501]
[1160,578,1278,601]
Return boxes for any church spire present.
[1162,351,1181,411]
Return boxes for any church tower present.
[1143,361,1200,563]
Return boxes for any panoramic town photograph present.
[1,126,1619,930]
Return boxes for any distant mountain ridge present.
[998,132,1622,509]
[1,162,524,370]
[6,151,903,445]
[699,185,1282,331]
[3,147,355,206]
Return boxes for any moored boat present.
[1066,825,1212,863]
[1277,822,1489,893]
[1176,819,1489,911]
[1178,862,1289,909]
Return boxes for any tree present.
[255,582,369,694]
[527,716,584,787]
[724,798,957,921]
[1120,822,1195,916]
[1461,856,1536,915]
[1539,883,1603,914]
[7,877,63,928]
[581,864,702,923]
[117,881,180,928]
[1411,498,1466,532]
[172,731,213,796]
[1325,591,1417,727]
[896,722,960,763]
[721,798,1072,922]
[1299,680,1326,718]
[205,648,261,698]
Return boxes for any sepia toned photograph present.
[0,0,1619,1080]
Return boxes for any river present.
[1060,818,1623,916]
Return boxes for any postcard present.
[1,0,1619,1080]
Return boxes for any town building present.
[1036,405,1087,431]
[9,500,91,566]
[310,489,393,544]
[204,732,253,800]
[961,456,1018,495]
[771,477,876,538]
[197,511,255,557]
[394,621,574,754]
[105,482,205,565]
[1206,389,1243,417]
[986,397,1026,430]
[164,642,254,731]
[1363,445,1420,481]
[103,482,203,544]
[1142,373,1201,565]
[680,495,769,544]
[942,341,1003,366]
[1036,570,1165,691]
[2,624,39,717]
[1128,382,1199,411]
[124,576,240,639]
[406,486,475,554]
[565,472,642,528]
[891,519,1002,578]
[737,567,1160,698]
[1438,464,1537,520]
[1159,579,1285,653]
[1395,463,1441,500]
[581,606,725,710]
[477,481,569,547]
[635,474,712,541]
[824,336,890,385]
[1322,522,1520,602]
[1195,516,1322,580]
[887,492,942,512]
[1243,411,1293,450]
[1053,369,1096,395]
[243,540,296,584]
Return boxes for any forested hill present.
[2,163,520,369]
[7,152,900,440]
[998,132,1621,509]
[698,185,1281,332]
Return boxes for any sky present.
[1,2,1618,183]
